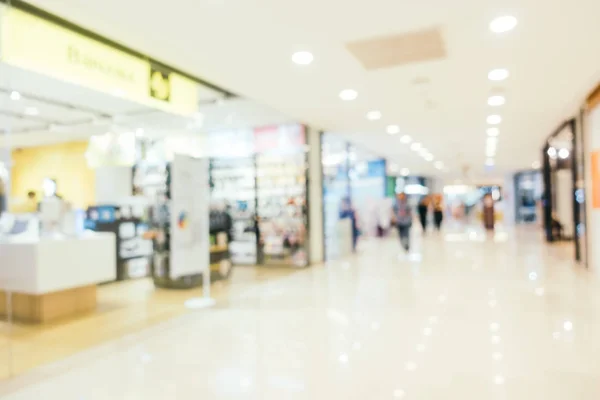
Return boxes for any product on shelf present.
[256,152,308,267]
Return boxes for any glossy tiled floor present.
[1,225,600,399]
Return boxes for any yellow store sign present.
[0,7,198,116]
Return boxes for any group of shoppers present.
[416,194,445,233]
[394,193,444,252]
[340,192,446,254]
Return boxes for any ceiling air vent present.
[346,26,447,71]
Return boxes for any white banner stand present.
[171,155,216,310]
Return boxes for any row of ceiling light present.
[485,15,518,169]
[291,48,444,175]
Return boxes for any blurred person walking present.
[393,192,413,252]
[339,197,359,253]
[417,196,430,233]
[433,194,444,231]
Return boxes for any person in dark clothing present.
[482,193,495,231]
[432,194,444,231]
[223,204,234,244]
[339,197,359,252]
[393,192,413,252]
[417,196,430,233]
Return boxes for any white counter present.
[0,232,116,295]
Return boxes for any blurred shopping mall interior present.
[1,0,600,398]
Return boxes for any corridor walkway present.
[1,227,599,399]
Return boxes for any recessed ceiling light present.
[418,147,428,156]
[401,168,410,176]
[486,148,496,157]
[24,107,39,116]
[10,91,21,101]
[434,161,444,170]
[488,69,509,81]
[487,115,502,125]
[558,148,570,159]
[400,135,412,144]
[490,15,518,33]
[339,89,358,101]
[366,110,382,120]
[424,154,434,162]
[487,127,500,137]
[291,51,314,65]
[386,125,400,135]
[488,95,506,107]
[411,142,421,151]
[547,147,557,158]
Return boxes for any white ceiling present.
[10,0,600,179]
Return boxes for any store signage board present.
[254,124,306,154]
[0,7,199,116]
[170,154,210,279]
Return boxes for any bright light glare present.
[339,89,358,101]
[490,15,518,33]
[488,95,506,106]
[488,69,509,81]
[292,51,314,65]
[400,135,412,144]
[387,125,400,135]
[411,142,422,151]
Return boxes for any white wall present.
[503,174,515,226]
[95,166,132,205]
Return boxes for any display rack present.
[209,157,257,264]
[256,152,308,267]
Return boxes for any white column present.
[307,127,324,264]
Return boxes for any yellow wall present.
[11,142,94,210]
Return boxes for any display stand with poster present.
[146,155,229,300]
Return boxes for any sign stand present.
[184,268,216,309]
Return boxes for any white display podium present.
[0,232,116,323]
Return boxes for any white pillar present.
[307,127,324,264]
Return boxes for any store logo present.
[178,211,188,229]
[149,64,171,101]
